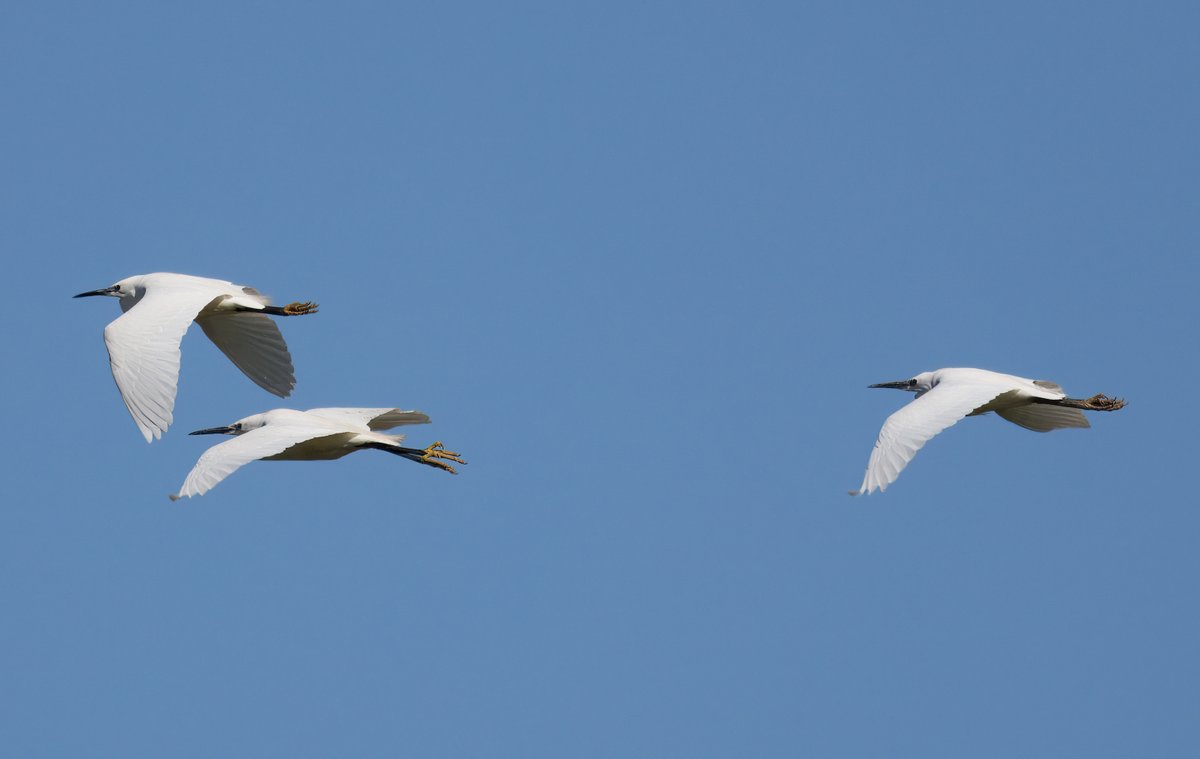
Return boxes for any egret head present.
[73,276,142,300]
[869,371,936,395]
[190,413,269,436]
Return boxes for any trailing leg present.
[1034,393,1126,411]
[362,441,467,474]
[247,301,319,316]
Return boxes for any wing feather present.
[171,425,332,500]
[103,287,220,442]
[995,405,1089,432]
[853,383,1008,495]
[196,312,296,397]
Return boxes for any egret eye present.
[233,423,242,431]
[908,379,917,387]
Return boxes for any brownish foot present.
[421,441,467,474]
[1083,393,1126,411]
[282,301,319,315]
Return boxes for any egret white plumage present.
[74,273,318,442]
[170,407,466,500]
[852,368,1125,495]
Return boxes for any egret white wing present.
[103,287,221,442]
[854,383,1008,495]
[196,311,297,397]
[995,405,1089,432]
[171,425,336,500]
[306,408,431,430]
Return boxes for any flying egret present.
[852,368,1125,495]
[170,407,466,500]
[74,273,318,442]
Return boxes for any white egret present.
[852,368,1125,495]
[170,407,466,500]
[74,273,318,442]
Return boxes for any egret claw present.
[420,441,467,474]
[1084,393,1126,411]
[282,301,319,316]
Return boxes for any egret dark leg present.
[1033,393,1127,411]
[361,441,467,474]
[239,302,319,316]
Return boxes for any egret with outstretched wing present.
[171,407,466,500]
[75,272,318,441]
[852,368,1125,495]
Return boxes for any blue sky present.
[3,2,1198,756]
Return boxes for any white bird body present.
[75,272,318,442]
[171,407,466,500]
[939,368,1074,416]
[853,367,1125,495]
[257,408,424,460]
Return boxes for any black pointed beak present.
[869,381,910,390]
[73,286,119,298]
[189,426,236,435]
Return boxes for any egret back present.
[305,408,431,430]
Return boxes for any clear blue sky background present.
[2,2,1198,756]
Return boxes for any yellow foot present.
[283,301,319,315]
[1085,393,1126,411]
[422,441,467,474]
